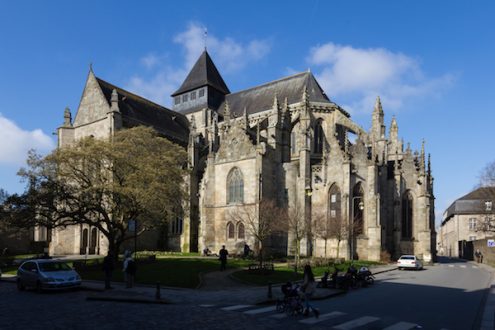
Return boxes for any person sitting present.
[203,247,211,256]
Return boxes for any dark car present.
[17,259,82,292]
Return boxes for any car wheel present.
[17,279,25,291]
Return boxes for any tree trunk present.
[295,239,301,272]
[336,239,341,259]
[324,238,328,259]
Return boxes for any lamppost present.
[350,196,364,261]
[305,185,313,257]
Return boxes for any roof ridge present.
[95,76,180,116]
[228,71,310,96]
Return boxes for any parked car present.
[397,255,423,270]
[17,259,82,292]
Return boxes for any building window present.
[227,222,235,239]
[486,201,493,211]
[402,191,413,239]
[314,120,324,154]
[227,167,244,204]
[328,184,341,221]
[237,223,245,239]
[199,88,205,97]
[174,96,181,105]
[469,218,477,230]
[191,91,196,100]
[182,94,189,102]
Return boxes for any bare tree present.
[313,209,348,260]
[479,160,495,187]
[229,198,285,267]
[283,203,308,271]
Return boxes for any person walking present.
[475,249,481,263]
[243,243,251,259]
[302,264,319,318]
[123,251,136,288]
[219,245,229,271]
[102,253,114,290]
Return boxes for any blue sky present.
[1,1,494,225]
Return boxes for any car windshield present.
[38,262,72,272]
[400,256,415,260]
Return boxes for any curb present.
[254,289,347,305]
[86,295,170,304]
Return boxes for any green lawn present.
[78,257,252,288]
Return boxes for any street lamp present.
[350,196,364,261]
[305,185,313,256]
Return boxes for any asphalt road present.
[298,257,492,329]
[0,257,492,329]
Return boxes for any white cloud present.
[0,114,54,165]
[307,42,455,115]
[127,22,271,106]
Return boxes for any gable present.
[73,71,110,127]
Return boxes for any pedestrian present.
[219,245,229,271]
[302,264,319,318]
[480,251,484,264]
[475,249,481,263]
[243,243,251,259]
[102,253,114,290]
[123,251,136,288]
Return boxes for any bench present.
[248,262,274,272]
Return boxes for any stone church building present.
[49,50,436,262]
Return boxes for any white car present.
[397,255,423,270]
[17,259,82,291]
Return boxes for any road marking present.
[270,313,288,319]
[448,265,454,268]
[460,265,467,268]
[199,304,215,307]
[243,306,277,315]
[382,321,420,330]
[333,316,380,329]
[299,311,346,325]
[472,265,478,269]
[221,304,253,311]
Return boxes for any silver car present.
[397,255,423,270]
[17,259,82,292]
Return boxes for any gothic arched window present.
[328,184,341,221]
[227,167,244,204]
[237,223,245,239]
[402,191,413,239]
[352,182,364,235]
[314,119,324,154]
[227,222,235,239]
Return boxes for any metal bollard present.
[156,281,161,300]
[267,282,272,299]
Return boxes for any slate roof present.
[96,77,189,146]
[217,71,331,117]
[172,50,230,96]
[443,187,495,223]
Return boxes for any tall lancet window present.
[402,191,413,239]
[314,120,324,154]
[227,167,244,204]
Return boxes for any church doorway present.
[80,226,100,255]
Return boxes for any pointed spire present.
[374,96,383,114]
[427,153,432,175]
[282,97,289,113]
[111,89,119,112]
[89,62,93,73]
[243,107,249,130]
[389,116,398,142]
[302,85,309,106]
[272,94,280,112]
[63,107,72,127]
[420,139,426,173]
